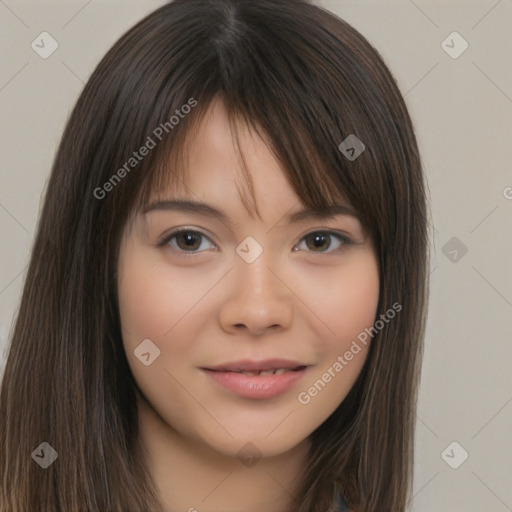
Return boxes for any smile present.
[202,363,310,400]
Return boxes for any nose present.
[219,254,294,337]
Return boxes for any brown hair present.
[0,1,429,510]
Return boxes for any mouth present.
[205,366,307,376]
[203,358,309,373]
[201,359,310,400]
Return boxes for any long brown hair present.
[0,1,429,510]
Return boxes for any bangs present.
[132,89,353,227]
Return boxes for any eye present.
[158,229,216,255]
[294,230,353,254]
[158,228,352,256]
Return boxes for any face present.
[117,99,380,459]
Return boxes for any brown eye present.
[297,231,352,254]
[175,231,202,251]
[159,229,216,254]
[305,233,330,252]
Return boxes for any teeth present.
[238,368,292,376]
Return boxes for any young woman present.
[0,1,429,511]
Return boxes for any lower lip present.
[202,368,308,400]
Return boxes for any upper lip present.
[203,359,309,372]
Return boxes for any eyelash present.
[156,228,353,257]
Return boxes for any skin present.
[117,99,379,512]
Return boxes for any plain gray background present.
[1,1,511,511]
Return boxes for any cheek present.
[293,252,379,409]
[294,250,380,390]
[117,248,209,349]
[334,258,380,341]
[116,245,205,412]
[329,254,380,376]
[293,251,380,347]
[119,271,172,340]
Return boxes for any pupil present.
[179,232,200,250]
[309,233,329,251]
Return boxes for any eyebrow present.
[143,199,358,224]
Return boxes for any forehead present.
[171,102,293,200]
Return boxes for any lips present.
[203,359,308,373]
[201,359,310,399]
[226,368,302,376]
